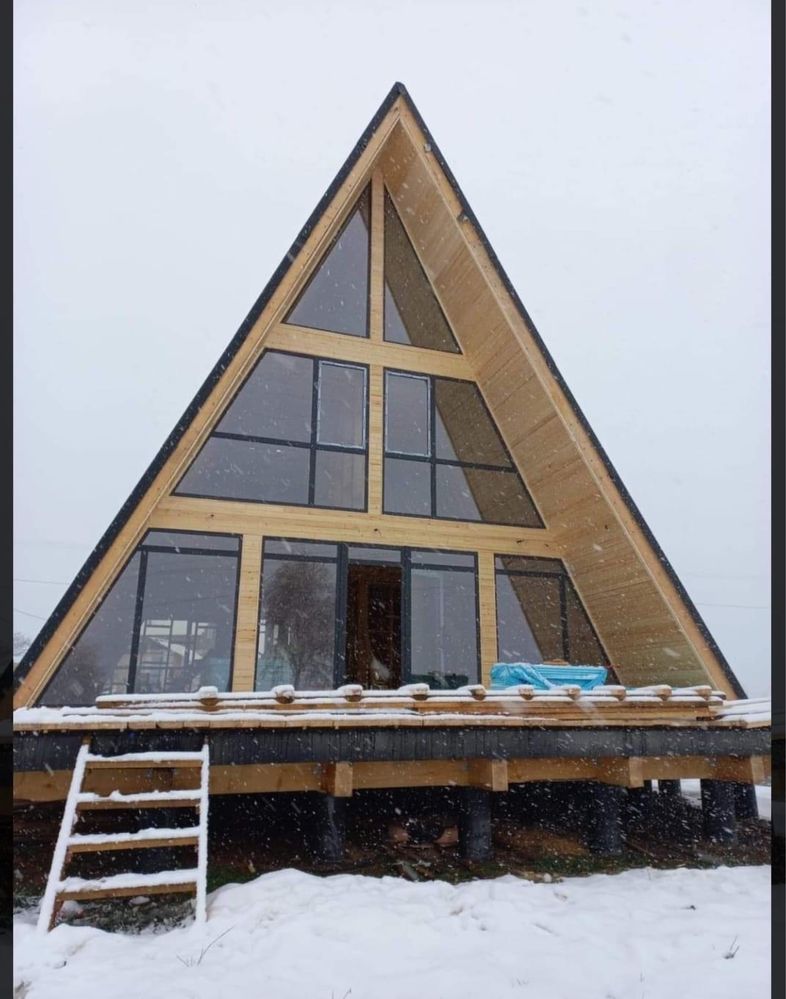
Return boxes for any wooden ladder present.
[37,736,210,932]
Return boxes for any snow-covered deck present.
[13,687,771,804]
[13,684,771,732]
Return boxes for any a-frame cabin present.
[14,84,769,925]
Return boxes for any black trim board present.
[14,726,769,773]
[16,82,745,699]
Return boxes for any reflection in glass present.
[494,558,606,666]
[135,552,238,694]
[141,531,239,553]
[434,379,510,466]
[217,351,313,442]
[286,187,371,337]
[384,457,431,516]
[565,579,606,664]
[257,557,337,689]
[383,192,460,353]
[317,362,366,447]
[313,450,365,510]
[176,437,310,505]
[410,550,475,568]
[40,534,242,705]
[385,372,430,456]
[40,553,141,705]
[435,465,541,526]
[410,567,478,687]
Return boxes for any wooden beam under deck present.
[15,754,770,803]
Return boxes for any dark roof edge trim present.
[16,81,745,699]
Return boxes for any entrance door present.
[345,563,402,688]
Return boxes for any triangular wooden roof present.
[15,82,745,705]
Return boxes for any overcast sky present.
[13,0,770,695]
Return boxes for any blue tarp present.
[490,663,607,690]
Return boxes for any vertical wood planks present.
[477,550,498,687]
[231,535,263,691]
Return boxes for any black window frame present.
[256,538,480,690]
[493,555,608,666]
[176,349,370,513]
[382,369,545,528]
[40,528,243,704]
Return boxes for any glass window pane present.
[496,574,563,662]
[176,437,310,505]
[385,372,430,456]
[313,450,366,510]
[134,552,238,694]
[257,558,338,689]
[410,550,475,568]
[216,351,314,442]
[317,362,366,447]
[383,191,460,353]
[565,579,606,665]
[141,531,240,553]
[434,379,510,466]
[436,465,541,526]
[347,546,401,563]
[264,539,339,559]
[384,457,431,516]
[495,572,544,663]
[285,187,371,337]
[40,553,141,705]
[409,567,478,687]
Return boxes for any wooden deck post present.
[733,782,759,821]
[588,784,625,854]
[623,782,654,831]
[458,788,493,861]
[314,794,347,863]
[700,779,737,844]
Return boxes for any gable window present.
[383,190,460,353]
[494,556,607,666]
[285,186,371,337]
[40,531,241,705]
[383,371,543,526]
[176,350,368,511]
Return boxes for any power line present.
[13,607,47,621]
[14,577,69,585]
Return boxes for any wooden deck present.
[13,686,770,804]
[14,683,764,733]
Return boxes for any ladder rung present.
[85,751,205,770]
[76,789,202,811]
[67,827,201,853]
[57,869,199,902]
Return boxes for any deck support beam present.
[700,779,737,844]
[313,794,347,863]
[733,782,759,820]
[589,783,625,854]
[458,788,493,861]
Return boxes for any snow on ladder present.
[37,737,211,932]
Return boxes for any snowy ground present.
[14,864,770,999]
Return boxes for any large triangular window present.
[176,350,368,510]
[285,186,371,337]
[383,371,542,526]
[383,191,460,353]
